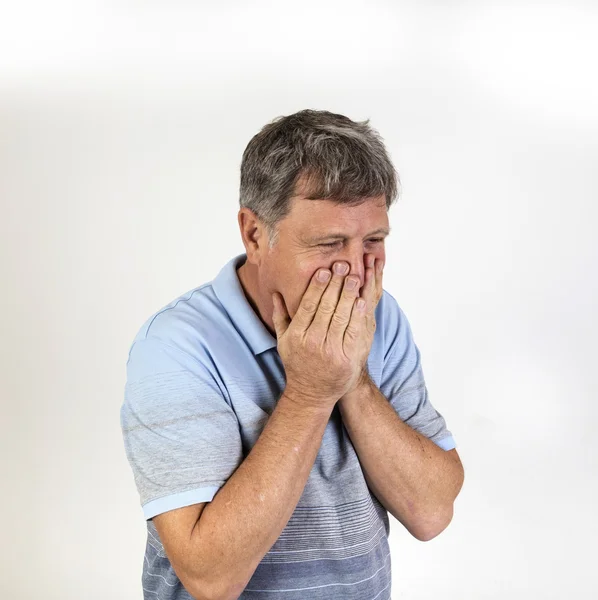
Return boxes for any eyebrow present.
[307,227,392,243]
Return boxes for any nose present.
[351,257,365,287]
[339,248,366,288]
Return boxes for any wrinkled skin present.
[237,192,388,401]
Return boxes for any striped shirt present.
[120,252,456,599]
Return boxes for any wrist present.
[351,366,373,394]
[357,366,372,389]
[340,370,373,404]
[280,386,338,415]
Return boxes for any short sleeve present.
[120,337,243,520]
[378,292,456,451]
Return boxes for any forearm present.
[339,379,463,541]
[194,391,333,596]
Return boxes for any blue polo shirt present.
[120,252,456,600]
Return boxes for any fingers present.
[343,294,367,346]
[271,292,291,339]
[310,262,350,336]
[327,272,362,346]
[291,255,383,343]
[361,254,375,314]
[341,253,383,349]
[361,253,384,316]
[291,268,332,333]
[375,257,384,308]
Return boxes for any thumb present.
[271,292,290,339]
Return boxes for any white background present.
[1,1,597,598]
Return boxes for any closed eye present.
[319,238,385,248]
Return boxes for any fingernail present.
[334,262,349,275]
[318,269,331,282]
[346,278,358,289]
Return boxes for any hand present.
[271,254,384,409]
[344,253,385,396]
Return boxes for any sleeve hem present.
[143,486,221,520]
[435,435,456,451]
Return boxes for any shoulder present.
[375,289,413,355]
[132,282,214,343]
[125,282,229,377]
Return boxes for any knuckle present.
[301,299,318,313]
[330,312,346,328]
[318,300,336,314]
[343,324,356,339]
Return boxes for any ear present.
[238,208,269,265]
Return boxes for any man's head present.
[236,109,399,334]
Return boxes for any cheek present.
[375,247,386,266]
[365,248,385,270]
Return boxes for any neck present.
[236,259,276,338]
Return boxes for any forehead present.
[285,195,389,237]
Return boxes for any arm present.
[154,265,370,600]
[154,392,333,600]
[334,254,463,541]
[338,376,464,542]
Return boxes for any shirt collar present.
[211,253,278,355]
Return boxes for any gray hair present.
[239,109,400,248]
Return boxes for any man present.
[121,109,464,600]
